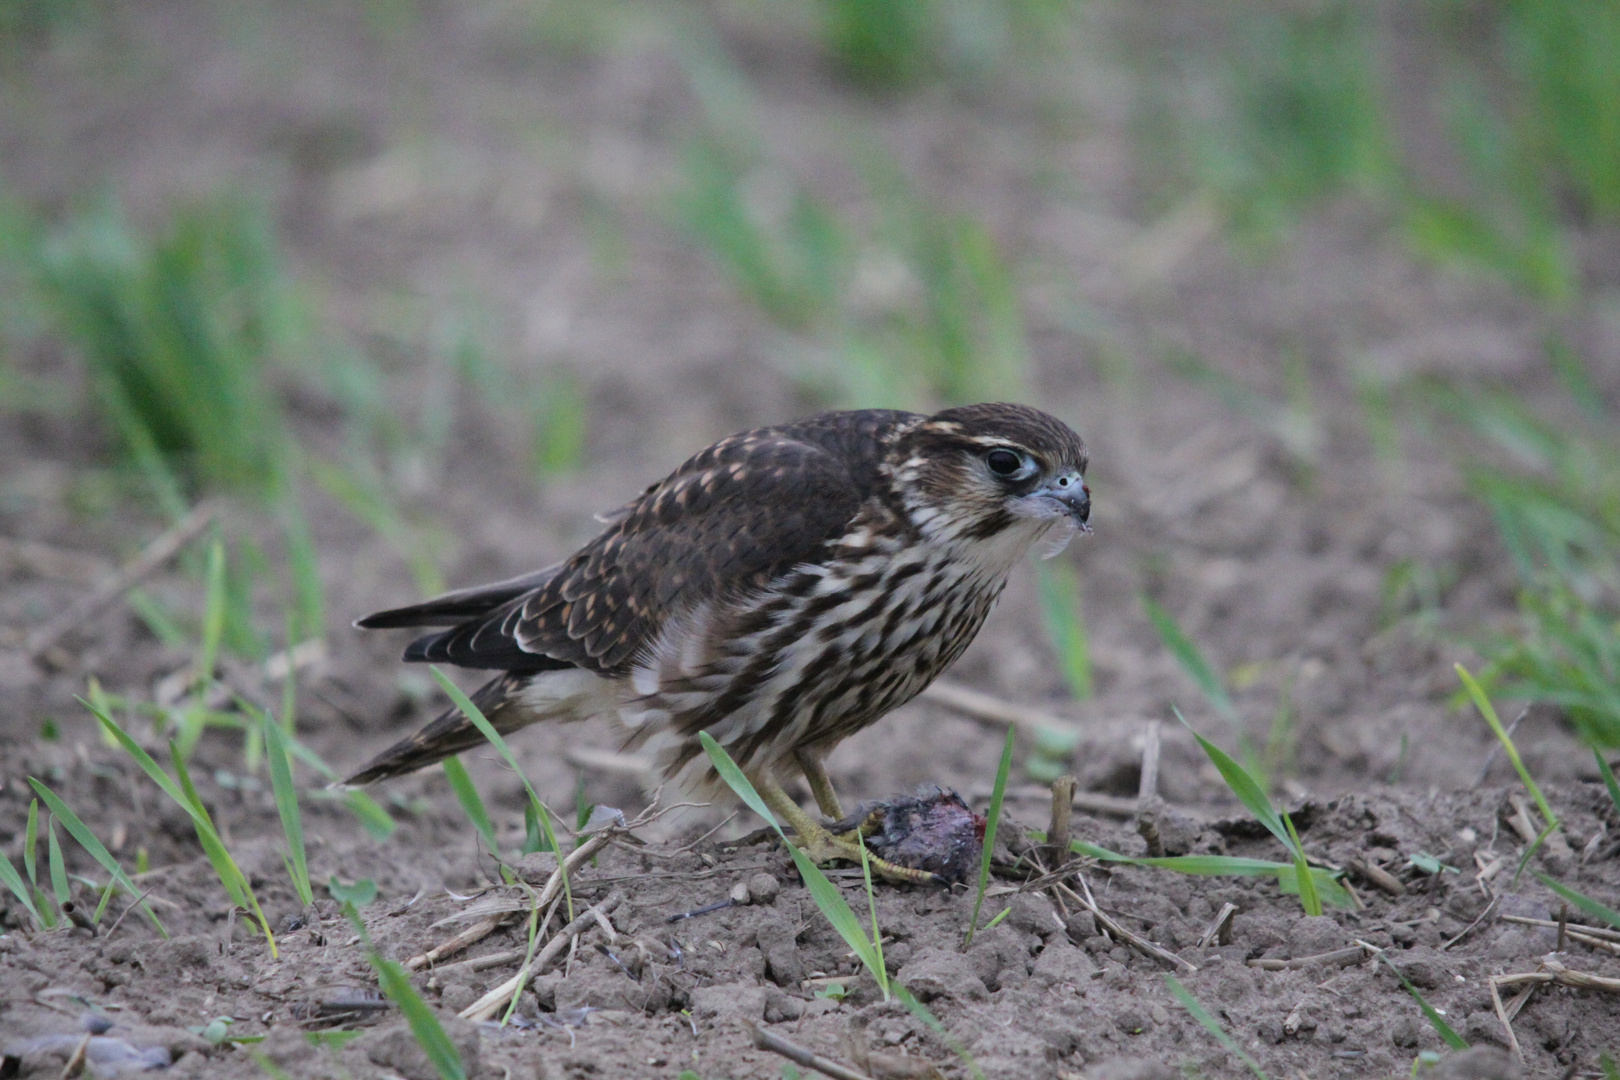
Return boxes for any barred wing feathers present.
[375,410,917,677]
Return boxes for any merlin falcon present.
[347,403,1090,883]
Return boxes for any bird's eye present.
[985,449,1023,477]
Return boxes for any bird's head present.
[888,402,1090,562]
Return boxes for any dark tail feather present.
[353,564,562,629]
[342,674,524,785]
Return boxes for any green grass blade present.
[1072,843,1288,874]
[442,756,497,854]
[82,698,267,949]
[335,880,465,1080]
[0,850,44,929]
[373,956,467,1080]
[308,457,444,596]
[1274,865,1355,909]
[697,729,780,830]
[1037,561,1092,700]
[1456,664,1558,828]
[47,819,69,905]
[1144,597,1236,721]
[857,834,888,999]
[1376,953,1468,1049]
[1166,975,1269,1079]
[1070,841,1354,908]
[344,790,397,839]
[262,709,313,906]
[1176,709,1290,850]
[1511,817,1560,890]
[429,668,568,916]
[171,745,277,953]
[1535,873,1620,930]
[892,982,985,1080]
[1283,812,1321,917]
[92,879,116,924]
[24,798,39,886]
[1595,749,1620,818]
[26,779,165,936]
[698,731,887,991]
[965,726,1014,948]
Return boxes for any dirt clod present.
[1428,1046,1522,1079]
[896,949,988,1002]
[359,1016,483,1080]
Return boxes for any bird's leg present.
[750,771,939,887]
[793,748,845,822]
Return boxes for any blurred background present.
[1,0,1618,825]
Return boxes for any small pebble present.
[730,881,752,905]
[746,872,780,906]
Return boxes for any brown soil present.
[3,3,1619,1078]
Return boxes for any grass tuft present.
[33,197,302,505]
[1194,2,1391,240]
[1176,708,1326,915]
[26,777,164,936]
[83,700,268,949]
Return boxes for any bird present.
[346,402,1089,883]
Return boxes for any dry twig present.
[408,830,617,970]
[1501,913,1620,944]
[745,1020,875,1080]
[1442,894,1500,951]
[59,1033,90,1079]
[459,891,624,1022]
[1197,903,1237,949]
[408,914,511,970]
[1344,857,1406,897]
[1246,945,1370,971]
[1137,720,1160,805]
[1493,958,1620,994]
[1489,976,1525,1064]
[1058,877,1195,973]
[1047,775,1075,869]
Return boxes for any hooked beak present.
[1032,472,1091,533]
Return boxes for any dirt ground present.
[3,2,1620,1077]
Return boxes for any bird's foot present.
[791,820,943,887]
[751,770,943,885]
